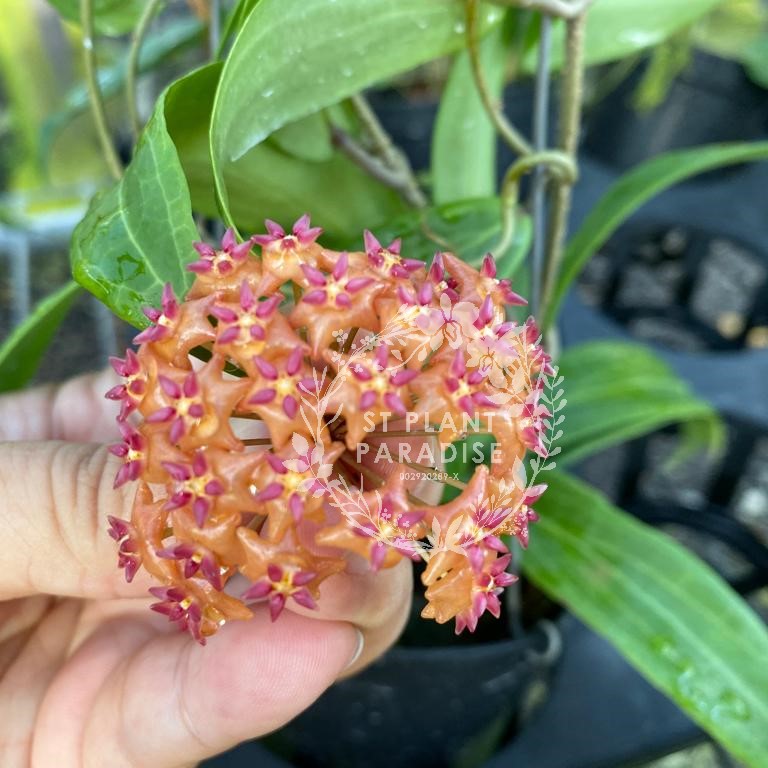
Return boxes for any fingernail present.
[345,628,365,670]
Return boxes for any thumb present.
[35,609,361,768]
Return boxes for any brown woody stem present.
[329,93,427,208]
[331,125,427,209]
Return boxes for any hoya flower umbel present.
[363,230,424,280]
[255,214,324,293]
[324,343,418,448]
[105,349,146,419]
[242,563,318,622]
[107,216,553,643]
[187,228,260,300]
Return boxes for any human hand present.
[0,370,412,768]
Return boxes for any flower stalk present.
[80,0,122,180]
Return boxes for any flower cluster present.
[106,216,553,643]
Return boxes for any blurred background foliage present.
[0,0,203,224]
[1,0,767,227]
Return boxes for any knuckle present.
[49,444,120,577]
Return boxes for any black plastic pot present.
[577,415,768,597]
[561,156,768,597]
[565,156,768,426]
[270,621,557,768]
[575,218,768,353]
[584,51,768,173]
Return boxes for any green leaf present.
[744,34,768,89]
[166,65,406,246]
[182,139,408,248]
[359,197,532,322]
[544,141,768,329]
[269,113,334,163]
[40,16,204,165]
[522,0,724,71]
[523,472,768,767]
[362,197,531,275]
[46,0,144,36]
[0,281,80,393]
[692,0,767,63]
[71,74,201,327]
[432,23,507,204]
[630,34,692,113]
[441,433,497,503]
[557,340,723,465]
[210,0,503,223]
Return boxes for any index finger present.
[0,369,121,443]
[0,441,152,601]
